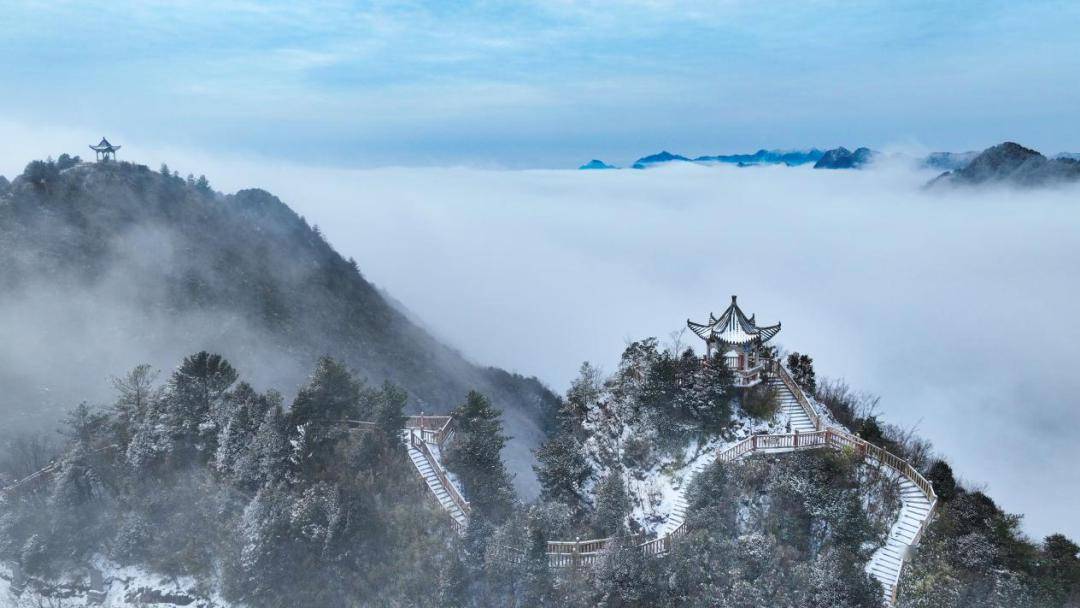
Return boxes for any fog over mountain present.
[217,159,1076,542]
[0,155,558,498]
[0,131,1078,542]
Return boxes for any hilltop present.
[929,142,1080,188]
[0,157,559,493]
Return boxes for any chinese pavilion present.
[89,138,121,162]
[688,295,780,378]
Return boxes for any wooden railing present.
[770,359,824,430]
[1,444,118,496]
[405,414,455,446]
[408,430,471,520]
[733,363,766,387]
[395,368,936,607]
[547,536,616,555]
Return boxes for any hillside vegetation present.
[0,157,559,493]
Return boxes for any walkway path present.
[403,361,938,606]
[0,367,935,606]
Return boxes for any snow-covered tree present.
[534,433,590,513]
[592,469,630,537]
[444,391,515,522]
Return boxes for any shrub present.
[741,383,780,420]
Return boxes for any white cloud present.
[230,159,1080,542]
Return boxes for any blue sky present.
[1,0,1078,167]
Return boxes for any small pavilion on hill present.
[688,295,780,384]
[89,138,121,162]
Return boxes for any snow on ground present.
[427,438,465,491]
[583,395,808,536]
[0,558,228,607]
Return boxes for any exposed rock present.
[631,150,691,169]
[695,148,824,166]
[578,159,616,170]
[922,151,978,171]
[813,147,876,169]
[928,142,1080,188]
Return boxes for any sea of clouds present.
[2,125,1079,541]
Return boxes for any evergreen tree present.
[254,404,290,486]
[366,381,408,438]
[563,362,603,434]
[592,469,630,537]
[110,364,160,448]
[214,383,273,489]
[787,352,817,394]
[444,391,515,522]
[56,153,80,170]
[534,433,590,513]
[521,512,555,607]
[288,357,360,483]
[165,351,238,463]
[926,459,958,502]
[679,352,735,429]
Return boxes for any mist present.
[2,137,1078,540]
[224,159,1079,542]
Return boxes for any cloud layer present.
[2,128,1078,541]
[243,160,1080,542]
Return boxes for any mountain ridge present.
[0,158,558,495]
[929,141,1080,188]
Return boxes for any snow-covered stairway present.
[865,474,934,604]
[403,428,469,530]
[771,365,937,607]
[767,374,818,434]
[662,371,819,535]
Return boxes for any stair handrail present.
[409,429,472,517]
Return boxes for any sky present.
[1,1,1079,167]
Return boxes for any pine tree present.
[521,515,555,607]
[215,383,273,489]
[254,404,290,486]
[592,469,630,537]
[680,353,734,429]
[926,459,958,502]
[444,391,515,522]
[564,362,603,432]
[367,381,408,438]
[787,352,817,394]
[289,357,360,482]
[533,433,590,512]
[165,351,238,463]
[110,364,160,447]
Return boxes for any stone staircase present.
[768,375,818,433]
[399,365,936,607]
[663,373,821,536]
[866,473,934,602]
[403,430,468,529]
